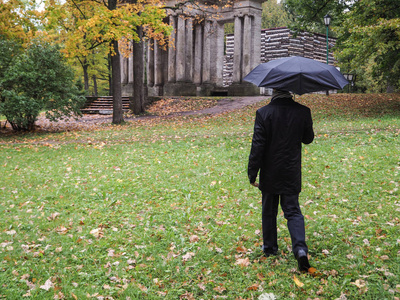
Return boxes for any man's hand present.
[251,182,259,188]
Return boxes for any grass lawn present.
[0,94,399,299]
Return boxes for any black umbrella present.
[243,56,348,95]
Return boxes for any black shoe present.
[297,255,311,272]
[263,251,278,257]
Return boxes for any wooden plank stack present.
[223,27,337,87]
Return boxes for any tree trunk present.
[93,74,98,97]
[82,59,90,94]
[108,53,113,96]
[111,40,124,124]
[132,26,145,115]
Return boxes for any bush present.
[0,40,85,131]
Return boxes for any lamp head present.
[324,14,331,26]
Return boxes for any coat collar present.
[270,96,295,105]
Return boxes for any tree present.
[0,40,85,131]
[261,0,291,29]
[43,0,171,123]
[283,0,400,92]
[335,0,400,92]
[283,0,349,35]
[0,0,37,43]
[0,37,23,79]
[132,25,145,114]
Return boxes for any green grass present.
[0,94,399,299]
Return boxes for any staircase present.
[81,96,131,114]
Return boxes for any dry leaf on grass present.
[235,257,250,267]
[182,252,195,261]
[90,228,104,238]
[40,278,54,291]
[189,235,199,243]
[293,275,304,288]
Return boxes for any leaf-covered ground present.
[0,93,399,299]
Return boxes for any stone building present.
[120,1,336,97]
[121,0,264,97]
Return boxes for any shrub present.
[0,40,85,131]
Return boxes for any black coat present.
[248,96,314,194]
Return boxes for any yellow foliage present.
[0,0,38,44]
[41,0,171,60]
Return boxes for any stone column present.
[120,56,127,84]
[202,20,211,83]
[168,15,176,83]
[185,17,193,81]
[211,21,225,87]
[163,14,196,96]
[176,15,186,82]
[233,16,243,83]
[242,15,252,76]
[251,14,262,69]
[193,23,203,85]
[228,12,261,96]
[154,39,163,90]
[128,47,133,84]
[147,39,154,87]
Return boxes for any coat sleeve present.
[248,110,268,184]
[302,108,314,145]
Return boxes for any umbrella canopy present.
[243,56,349,95]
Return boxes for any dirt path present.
[2,96,268,133]
[79,96,266,123]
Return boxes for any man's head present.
[272,89,291,99]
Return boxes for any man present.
[248,89,314,272]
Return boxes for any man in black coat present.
[248,89,314,272]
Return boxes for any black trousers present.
[262,193,308,257]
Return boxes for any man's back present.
[248,96,314,194]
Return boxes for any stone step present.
[82,96,131,114]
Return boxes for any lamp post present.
[324,14,331,65]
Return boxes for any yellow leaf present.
[293,275,304,288]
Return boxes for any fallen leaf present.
[47,212,60,221]
[213,285,226,293]
[247,283,259,290]
[180,291,195,300]
[258,293,277,300]
[236,246,247,253]
[351,279,366,288]
[56,226,68,235]
[293,275,304,288]
[22,291,31,297]
[235,257,250,267]
[182,252,195,261]
[90,228,104,238]
[189,235,199,243]
[40,278,54,291]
